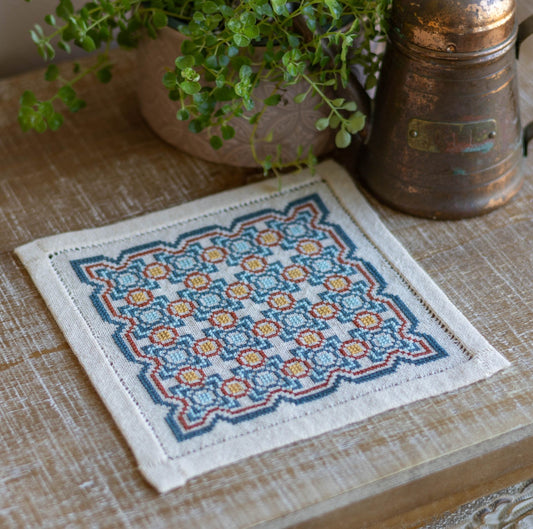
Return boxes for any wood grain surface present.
[1,3,532,527]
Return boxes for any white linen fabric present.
[16,161,509,493]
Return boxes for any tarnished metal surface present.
[358,0,533,219]
[391,0,516,54]
[407,119,497,154]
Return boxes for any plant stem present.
[302,73,345,121]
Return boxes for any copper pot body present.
[358,0,532,219]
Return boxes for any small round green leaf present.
[57,40,71,53]
[205,55,218,68]
[176,109,190,121]
[44,64,60,82]
[271,0,289,15]
[81,36,96,52]
[20,90,37,107]
[168,90,180,101]
[30,29,40,45]
[287,34,300,48]
[56,0,74,20]
[249,112,261,125]
[329,114,341,128]
[335,128,352,149]
[264,94,281,106]
[32,114,47,133]
[152,11,168,29]
[39,101,54,119]
[209,135,223,150]
[58,85,76,103]
[342,101,357,111]
[202,1,218,14]
[233,34,250,48]
[96,67,112,84]
[188,119,204,133]
[221,125,235,140]
[346,112,366,134]
[365,75,378,90]
[48,112,64,131]
[180,80,201,95]
[69,98,86,112]
[18,108,34,133]
[227,45,239,57]
[44,14,56,26]
[102,1,114,15]
[239,64,252,79]
[315,117,329,131]
[45,43,55,60]
[162,72,177,89]
[243,26,259,40]
[325,0,342,19]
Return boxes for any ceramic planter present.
[136,27,334,167]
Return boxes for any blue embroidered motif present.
[71,194,448,441]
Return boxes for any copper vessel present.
[357,0,533,219]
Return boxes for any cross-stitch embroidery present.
[71,194,447,441]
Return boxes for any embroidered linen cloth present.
[16,160,508,493]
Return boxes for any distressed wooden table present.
[1,4,532,527]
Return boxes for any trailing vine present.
[19,0,391,173]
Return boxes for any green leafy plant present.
[19,0,391,173]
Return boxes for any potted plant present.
[18,0,390,174]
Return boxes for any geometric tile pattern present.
[71,194,447,441]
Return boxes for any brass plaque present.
[408,118,497,154]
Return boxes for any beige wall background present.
[0,0,89,79]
